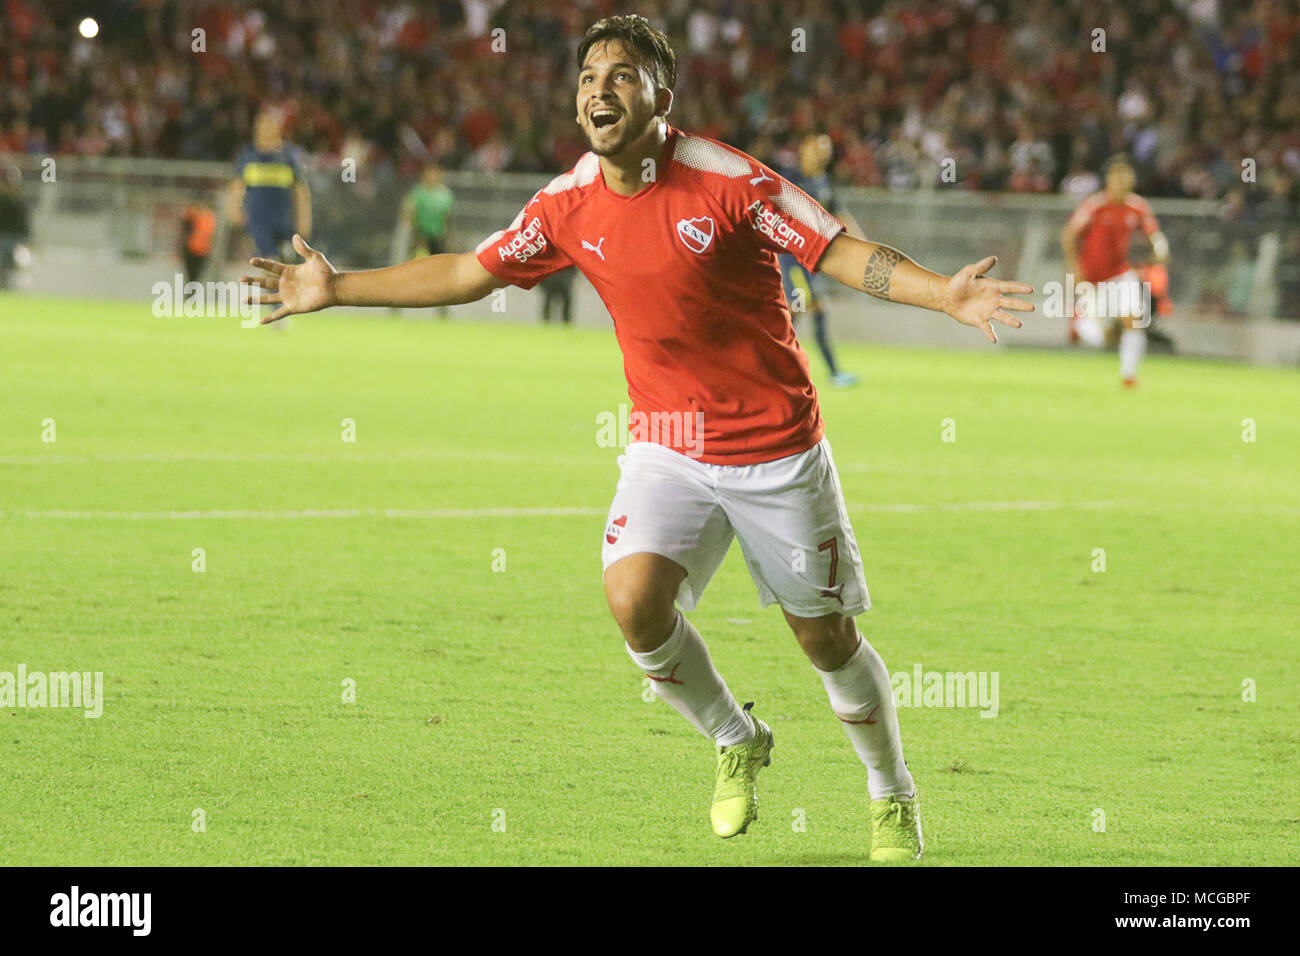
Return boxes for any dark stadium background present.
[2,0,1298,347]
[7,0,1300,192]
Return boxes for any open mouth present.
[590,108,622,130]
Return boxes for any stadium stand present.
[1,0,1297,208]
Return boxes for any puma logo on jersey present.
[748,166,774,186]
[582,237,607,261]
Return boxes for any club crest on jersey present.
[605,514,628,545]
[676,216,715,254]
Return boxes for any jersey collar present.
[595,123,678,201]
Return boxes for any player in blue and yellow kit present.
[777,134,862,387]
[226,110,311,260]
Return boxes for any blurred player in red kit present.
[1062,156,1170,387]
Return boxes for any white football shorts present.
[600,438,870,618]
[1079,269,1146,320]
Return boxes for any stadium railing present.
[6,155,1298,364]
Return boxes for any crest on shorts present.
[605,514,628,545]
[676,216,715,254]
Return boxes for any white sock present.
[1120,327,1146,379]
[816,633,914,800]
[627,612,754,747]
[1076,314,1105,347]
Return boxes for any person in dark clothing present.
[226,110,311,260]
[775,134,864,386]
[539,267,574,324]
[0,164,31,290]
[180,196,217,284]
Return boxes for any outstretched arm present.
[244,234,507,323]
[818,234,1034,343]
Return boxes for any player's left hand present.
[243,234,338,323]
[942,255,1034,343]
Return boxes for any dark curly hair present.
[576,14,677,91]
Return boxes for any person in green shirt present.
[404,164,455,256]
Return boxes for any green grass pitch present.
[1,292,1296,866]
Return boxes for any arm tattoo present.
[862,245,904,300]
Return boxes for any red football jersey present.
[475,126,846,465]
[1067,191,1160,283]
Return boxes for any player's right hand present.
[243,234,338,323]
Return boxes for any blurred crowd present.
[1,0,1298,212]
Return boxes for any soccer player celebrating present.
[245,15,1033,860]
[1061,156,1170,387]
